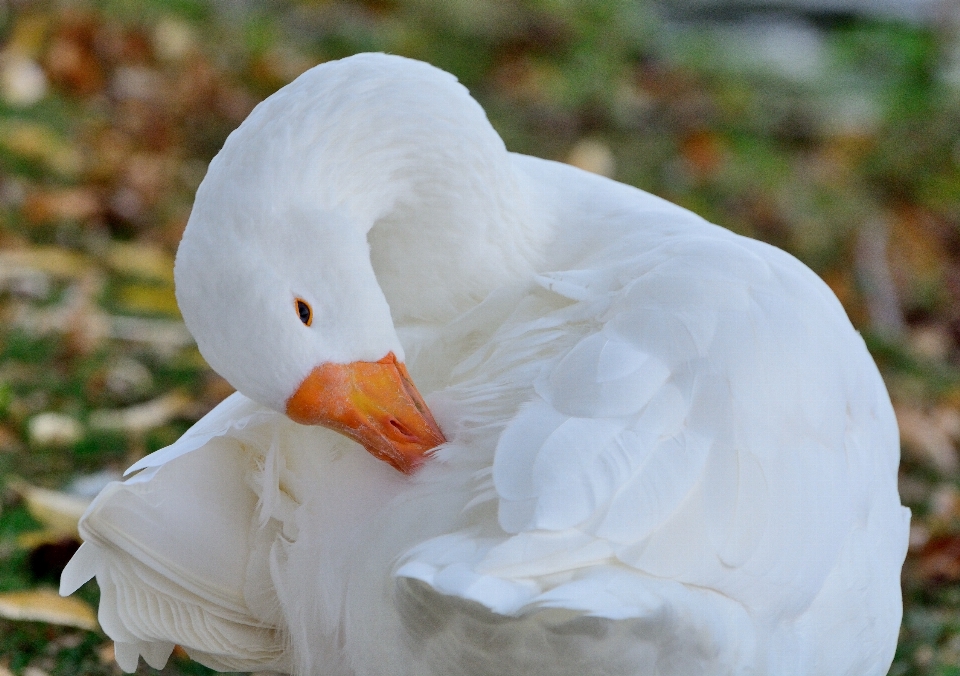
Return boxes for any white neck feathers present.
[201,53,546,325]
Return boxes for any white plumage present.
[61,53,909,676]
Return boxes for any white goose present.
[61,53,909,676]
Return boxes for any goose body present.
[61,54,909,676]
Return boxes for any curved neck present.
[207,54,551,325]
[367,154,546,325]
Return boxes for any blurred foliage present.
[0,1,957,675]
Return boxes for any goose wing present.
[397,227,909,674]
[61,394,292,673]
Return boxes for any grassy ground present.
[0,1,958,674]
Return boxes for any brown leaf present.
[23,188,101,224]
[681,130,725,178]
[916,535,960,584]
[97,641,115,664]
[820,267,867,328]
[896,404,959,475]
[909,324,953,362]
[44,15,104,97]
[0,424,24,454]
[0,588,97,631]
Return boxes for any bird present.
[60,53,910,676]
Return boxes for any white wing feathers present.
[402,226,908,672]
[60,401,293,673]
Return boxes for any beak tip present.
[381,427,446,475]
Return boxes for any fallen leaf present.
[909,324,953,362]
[9,480,91,537]
[0,247,91,279]
[17,529,78,550]
[934,406,960,440]
[48,632,84,650]
[27,412,83,447]
[681,130,725,178]
[566,139,615,178]
[97,642,115,664]
[0,588,97,631]
[104,358,154,401]
[909,523,930,551]
[115,283,180,317]
[896,404,959,475]
[5,12,50,58]
[89,391,192,434]
[929,483,960,519]
[916,535,960,584]
[104,241,174,283]
[0,424,24,454]
[44,15,104,97]
[110,66,164,103]
[23,187,101,223]
[0,120,82,177]
[152,17,196,62]
[10,271,111,354]
[108,315,193,352]
[0,54,48,107]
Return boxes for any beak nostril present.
[389,419,414,439]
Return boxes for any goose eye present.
[295,298,313,326]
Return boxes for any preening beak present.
[285,352,445,473]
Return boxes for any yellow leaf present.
[5,13,51,58]
[0,588,98,631]
[16,529,78,550]
[106,242,175,284]
[0,120,82,177]
[0,247,91,279]
[116,283,181,317]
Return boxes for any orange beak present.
[285,352,445,473]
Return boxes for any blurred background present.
[0,0,957,674]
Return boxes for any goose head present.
[174,54,541,473]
